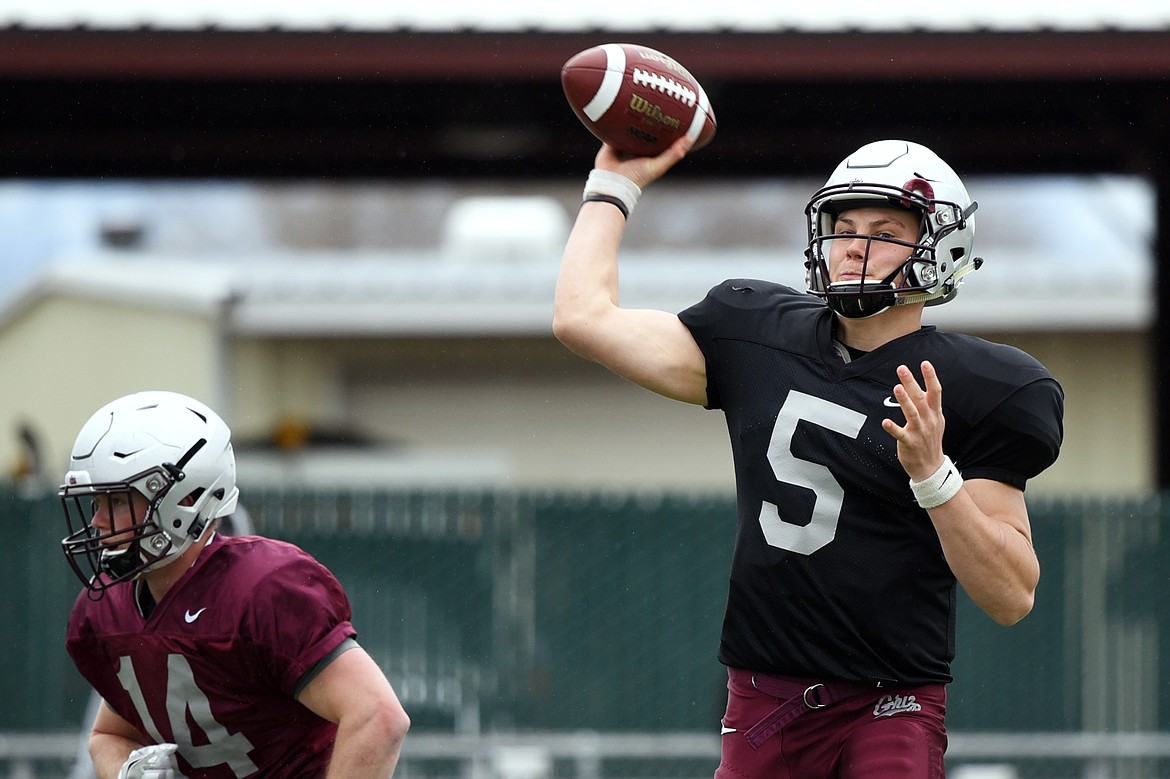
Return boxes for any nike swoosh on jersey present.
[184,607,208,623]
[721,726,737,735]
[883,396,901,408]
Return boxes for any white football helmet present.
[60,391,239,596]
[804,139,981,319]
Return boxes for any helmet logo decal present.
[901,177,937,212]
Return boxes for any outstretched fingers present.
[884,366,919,433]
[920,360,943,411]
[892,361,941,418]
[884,361,948,480]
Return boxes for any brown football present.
[561,43,717,157]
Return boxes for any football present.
[561,43,716,157]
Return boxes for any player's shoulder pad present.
[929,331,1060,387]
[921,331,1064,442]
[680,279,826,352]
[696,278,823,315]
[209,535,333,588]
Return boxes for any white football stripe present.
[686,85,710,142]
[583,43,627,122]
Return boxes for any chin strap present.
[892,256,984,308]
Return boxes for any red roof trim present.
[2,29,1170,81]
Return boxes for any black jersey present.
[678,280,1064,686]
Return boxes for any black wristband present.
[582,193,630,220]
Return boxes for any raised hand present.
[882,360,947,482]
[593,136,693,190]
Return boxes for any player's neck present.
[834,304,924,352]
[142,537,211,605]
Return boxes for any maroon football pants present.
[715,668,948,779]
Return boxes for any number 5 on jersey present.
[760,391,866,555]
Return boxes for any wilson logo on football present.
[628,95,681,129]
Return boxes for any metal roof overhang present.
[2,28,1170,81]
[1,28,1168,181]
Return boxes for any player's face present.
[90,490,151,548]
[827,206,919,286]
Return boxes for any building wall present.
[227,338,349,442]
[1,305,1152,496]
[256,331,1153,496]
[987,329,1154,495]
[0,296,223,484]
[341,338,735,490]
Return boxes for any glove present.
[117,743,182,779]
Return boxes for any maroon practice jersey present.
[67,534,358,778]
[679,280,1064,687]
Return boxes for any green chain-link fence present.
[5,487,1169,774]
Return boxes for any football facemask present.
[59,391,238,597]
[61,444,206,596]
[804,140,982,319]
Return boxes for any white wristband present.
[909,455,963,509]
[582,169,642,219]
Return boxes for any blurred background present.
[1,2,1170,778]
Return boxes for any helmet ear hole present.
[179,488,205,508]
[951,247,966,261]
